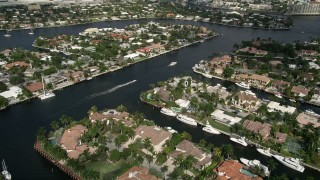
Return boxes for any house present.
[211,109,242,126]
[210,55,232,68]
[102,110,133,127]
[242,120,272,139]
[23,68,37,77]
[206,84,230,101]
[71,71,85,82]
[234,74,271,86]
[175,99,190,109]
[271,80,290,92]
[0,86,22,100]
[24,82,43,93]
[154,86,171,102]
[133,125,172,153]
[89,112,107,123]
[291,85,309,97]
[3,61,30,70]
[238,47,268,56]
[213,160,263,180]
[169,140,211,169]
[59,125,96,159]
[267,101,296,114]
[296,112,320,128]
[231,90,261,111]
[275,132,288,144]
[116,166,159,180]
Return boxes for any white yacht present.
[273,155,305,173]
[38,76,55,100]
[240,158,270,176]
[176,114,198,126]
[202,73,213,78]
[166,127,178,134]
[235,82,250,89]
[168,62,177,66]
[230,136,248,146]
[160,108,177,117]
[3,30,11,37]
[2,160,11,180]
[29,28,34,35]
[275,93,282,99]
[202,124,220,135]
[289,99,296,102]
[256,148,272,157]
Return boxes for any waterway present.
[0,16,320,179]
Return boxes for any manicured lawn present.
[206,118,231,134]
[86,160,134,180]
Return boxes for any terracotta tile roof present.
[243,120,271,138]
[235,91,259,103]
[296,112,320,128]
[213,160,262,180]
[210,55,232,65]
[59,125,87,151]
[291,85,309,96]
[116,166,159,180]
[24,82,43,93]
[275,132,288,143]
[89,112,107,122]
[134,125,172,146]
[171,140,205,160]
[4,61,30,69]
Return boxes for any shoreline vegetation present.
[0,1,293,32]
[35,105,233,179]
[140,75,320,173]
[0,22,217,111]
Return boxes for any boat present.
[275,93,282,99]
[168,62,177,66]
[230,136,248,146]
[235,82,250,89]
[289,99,296,102]
[262,98,270,103]
[3,30,11,37]
[38,76,55,100]
[240,158,270,176]
[86,77,93,80]
[301,31,304,34]
[202,123,220,134]
[256,148,272,157]
[29,28,34,35]
[160,107,177,117]
[202,73,213,78]
[306,109,315,114]
[166,127,178,134]
[176,114,198,126]
[2,160,11,180]
[273,155,305,173]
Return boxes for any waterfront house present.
[169,140,211,169]
[291,85,310,97]
[89,112,107,123]
[234,73,271,87]
[153,86,171,102]
[213,160,263,180]
[238,47,268,56]
[59,125,96,159]
[0,86,22,101]
[102,110,133,127]
[210,55,232,68]
[175,99,190,109]
[271,80,290,93]
[211,109,242,126]
[116,166,159,180]
[231,90,261,111]
[3,61,30,70]
[296,112,320,128]
[133,125,172,153]
[242,120,272,139]
[275,132,288,144]
[267,101,296,114]
[24,82,43,94]
[70,71,85,82]
[206,84,230,101]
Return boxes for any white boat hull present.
[256,148,272,157]
[160,108,177,117]
[236,82,250,89]
[273,155,305,173]
[230,137,248,146]
[202,125,220,134]
[39,93,55,100]
[176,115,197,126]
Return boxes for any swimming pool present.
[171,107,182,113]
[240,168,256,177]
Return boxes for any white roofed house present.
[231,90,261,112]
[0,86,22,102]
[267,101,296,114]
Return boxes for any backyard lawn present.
[86,160,133,180]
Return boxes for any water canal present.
[0,16,320,179]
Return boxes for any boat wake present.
[88,80,137,98]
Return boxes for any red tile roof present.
[117,166,159,180]
[24,82,43,93]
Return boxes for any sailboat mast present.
[42,76,45,94]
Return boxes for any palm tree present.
[50,120,60,131]
[213,147,222,157]
[267,159,278,172]
[146,154,153,168]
